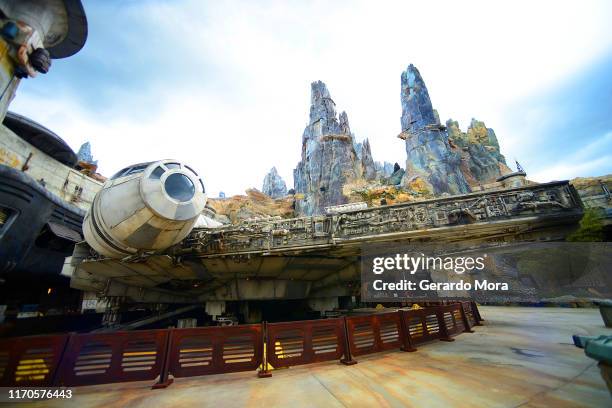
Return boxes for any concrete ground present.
[27,307,612,408]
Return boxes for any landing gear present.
[101,296,125,328]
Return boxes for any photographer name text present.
[372,279,508,291]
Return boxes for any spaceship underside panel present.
[69,181,584,302]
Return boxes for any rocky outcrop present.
[284,66,517,217]
[262,167,287,198]
[382,161,395,177]
[570,174,612,219]
[447,118,510,186]
[293,81,360,215]
[383,162,405,186]
[77,141,96,165]
[399,64,470,195]
[207,189,294,224]
[360,139,377,180]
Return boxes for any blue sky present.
[11,0,612,196]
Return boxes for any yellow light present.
[47,288,52,294]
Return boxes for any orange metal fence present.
[0,301,482,389]
[0,334,69,387]
[345,312,404,356]
[166,324,263,378]
[55,329,170,387]
[265,318,347,369]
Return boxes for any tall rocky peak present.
[339,111,351,135]
[262,167,287,199]
[400,64,470,195]
[305,81,345,138]
[294,81,360,215]
[400,64,439,134]
[77,141,97,165]
[360,138,376,180]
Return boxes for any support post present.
[258,321,272,378]
[399,310,417,352]
[471,301,484,325]
[340,316,357,365]
[436,308,454,342]
[152,329,174,389]
[459,302,474,333]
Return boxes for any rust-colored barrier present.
[164,324,263,380]
[470,301,484,324]
[55,329,169,387]
[345,312,404,356]
[0,302,482,388]
[265,318,347,369]
[0,334,69,387]
[436,304,465,339]
[400,308,443,345]
[460,301,481,328]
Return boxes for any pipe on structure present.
[83,159,207,258]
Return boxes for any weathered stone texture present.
[447,118,510,185]
[77,141,96,164]
[400,64,470,195]
[360,139,377,180]
[262,167,287,198]
[293,81,360,215]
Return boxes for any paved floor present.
[28,307,611,408]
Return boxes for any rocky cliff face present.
[447,118,510,186]
[400,64,470,195]
[287,66,516,218]
[262,166,287,198]
[208,189,294,224]
[360,138,377,180]
[293,81,360,215]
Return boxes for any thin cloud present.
[11,0,612,196]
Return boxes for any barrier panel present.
[345,312,404,356]
[265,318,346,368]
[165,324,263,379]
[400,308,443,345]
[437,304,465,337]
[0,334,69,387]
[55,329,169,387]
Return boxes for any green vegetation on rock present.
[567,208,605,242]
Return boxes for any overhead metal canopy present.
[46,0,88,59]
[3,111,78,167]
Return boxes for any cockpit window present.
[150,166,165,180]
[185,165,198,176]
[165,163,181,170]
[110,162,152,180]
[124,164,148,176]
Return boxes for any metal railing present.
[0,301,482,389]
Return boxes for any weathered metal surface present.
[83,160,207,259]
[69,180,582,302]
[0,123,103,211]
[0,0,88,59]
[184,180,581,257]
